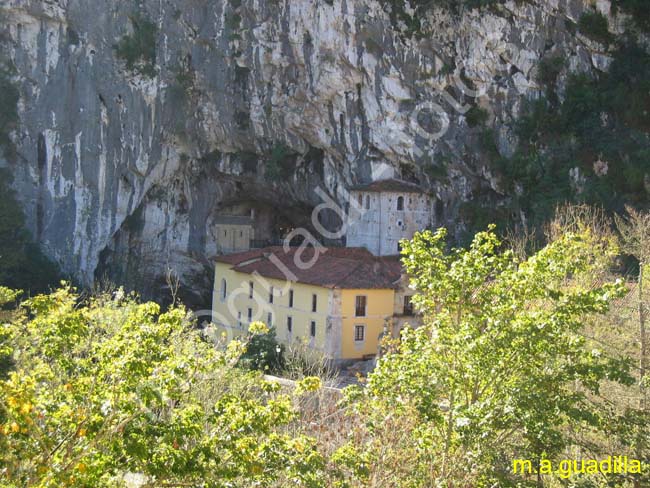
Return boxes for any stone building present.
[212,215,255,254]
[345,179,433,256]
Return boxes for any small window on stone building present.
[397,242,402,253]
[365,195,370,210]
[224,229,227,236]
[358,194,363,207]
[397,196,404,211]
[403,295,414,316]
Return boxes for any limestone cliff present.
[0,0,631,305]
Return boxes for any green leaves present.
[0,286,329,487]
[352,227,633,485]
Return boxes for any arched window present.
[397,196,404,211]
[220,279,227,301]
[357,194,363,207]
[365,195,370,210]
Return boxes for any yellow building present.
[212,246,415,363]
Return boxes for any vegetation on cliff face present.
[482,38,650,230]
[113,12,157,78]
[0,170,60,294]
[0,65,18,155]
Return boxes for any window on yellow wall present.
[237,311,242,328]
[287,316,293,333]
[355,295,367,317]
[354,325,365,342]
[269,286,274,304]
[312,294,317,312]
[310,321,316,337]
[247,308,252,323]
[289,289,294,308]
[267,312,273,326]
[220,279,227,302]
[249,281,254,299]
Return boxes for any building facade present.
[212,247,416,363]
[212,215,255,254]
[346,179,433,256]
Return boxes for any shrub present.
[578,11,613,45]
[537,55,565,90]
[238,326,285,373]
[114,12,157,77]
[465,105,489,127]
[266,143,297,181]
[0,286,332,486]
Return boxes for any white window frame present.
[354,324,365,342]
[355,295,367,317]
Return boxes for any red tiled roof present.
[349,178,425,194]
[216,247,403,289]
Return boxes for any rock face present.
[0,0,619,306]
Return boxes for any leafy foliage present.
[378,0,498,38]
[484,39,650,227]
[266,143,297,181]
[578,11,614,45]
[465,106,489,128]
[0,286,332,487]
[114,12,157,78]
[238,325,286,373]
[347,227,634,486]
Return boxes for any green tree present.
[348,226,633,486]
[0,285,329,487]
